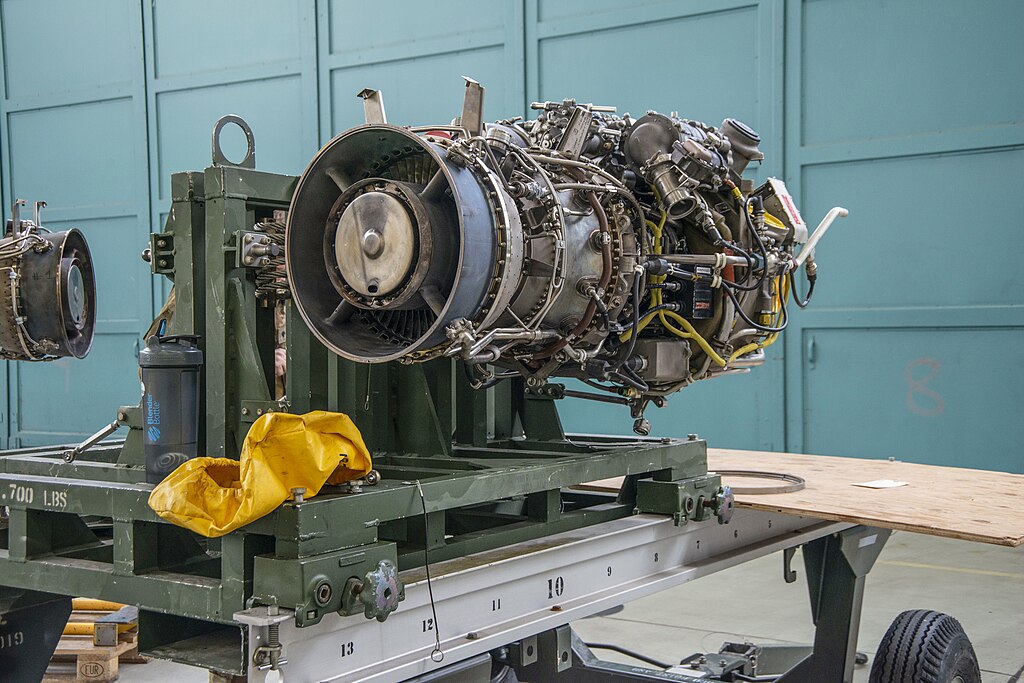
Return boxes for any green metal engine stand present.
[0,158,721,678]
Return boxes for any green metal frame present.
[0,159,718,676]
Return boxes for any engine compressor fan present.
[287,123,524,363]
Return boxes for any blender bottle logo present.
[146,392,162,442]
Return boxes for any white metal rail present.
[246,510,849,683]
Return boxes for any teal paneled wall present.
[0,0,150,446]
[0,0,1020,471]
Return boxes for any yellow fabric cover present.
[148,410,371,537]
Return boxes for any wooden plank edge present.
[738,499,1023,548]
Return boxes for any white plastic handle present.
[795,206,848,269]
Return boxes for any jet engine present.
[287,80,844,432]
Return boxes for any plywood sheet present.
[581,449,1024,547]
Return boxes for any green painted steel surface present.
[0,0,1020,471]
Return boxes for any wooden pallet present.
[44,603,147,682]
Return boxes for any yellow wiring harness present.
[620,188,791,369]
[620,208,727,366]
[727,274,787,363]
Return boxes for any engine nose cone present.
[334,191,416,297]
[66,262,86,328]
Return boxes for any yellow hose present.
[62,622,134,637]
[620,209,727,366]
[72,599,125,612]
[728,275,788,363]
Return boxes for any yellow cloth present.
[148,410,371,537]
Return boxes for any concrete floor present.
[116,532,1024,682]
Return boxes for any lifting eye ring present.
[211,114,256,169]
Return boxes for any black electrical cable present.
[723,197,771,292]
[637,303,679,320]
[588,289,611,331]
[612,369,648,393]
[617,364,650,392]
[722,281,789,333]
[584,643,672,670]
[583,378,624,394]
[791,271,816,308]
[617,302,682,334]
[614,271,644,370]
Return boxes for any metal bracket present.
[459,76,485,137]
[635,472,723,526]
[9,199,25,237]
[149,231,175,275]
[776,526,891,682]
[783,545,798,583]
[556,106,592,160]
[234,605,293,673]
[358,88,387,125]
[236,230,281,269]
[211,114,256,169]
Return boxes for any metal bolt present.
[158,258,167,267]
[362,229,384,258]
[117,411,127,422]
[633,418,651,436]
[157,239,167,248]
[314,581,333,606]
[291,487,306,503]
[256,408,264,415]
[241,407,250,415]
[688,433,699,441]
[267,604,279,616]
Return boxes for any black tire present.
[869,609,981,683]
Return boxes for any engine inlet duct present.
[286,79,846,432]
[0,200,96,361]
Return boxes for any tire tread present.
[868,609,980,683]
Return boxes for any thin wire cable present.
[414,480,444,663]
[722,283,789,333]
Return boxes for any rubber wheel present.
[869,610,981,683]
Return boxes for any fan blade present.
[421,286,445,316]
[420,169,447,201]
[325,167,349,192]
[327,299,355,324]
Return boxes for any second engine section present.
[287,81,842,431]
[0,200,96,361]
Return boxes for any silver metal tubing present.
[795,207,848,268]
